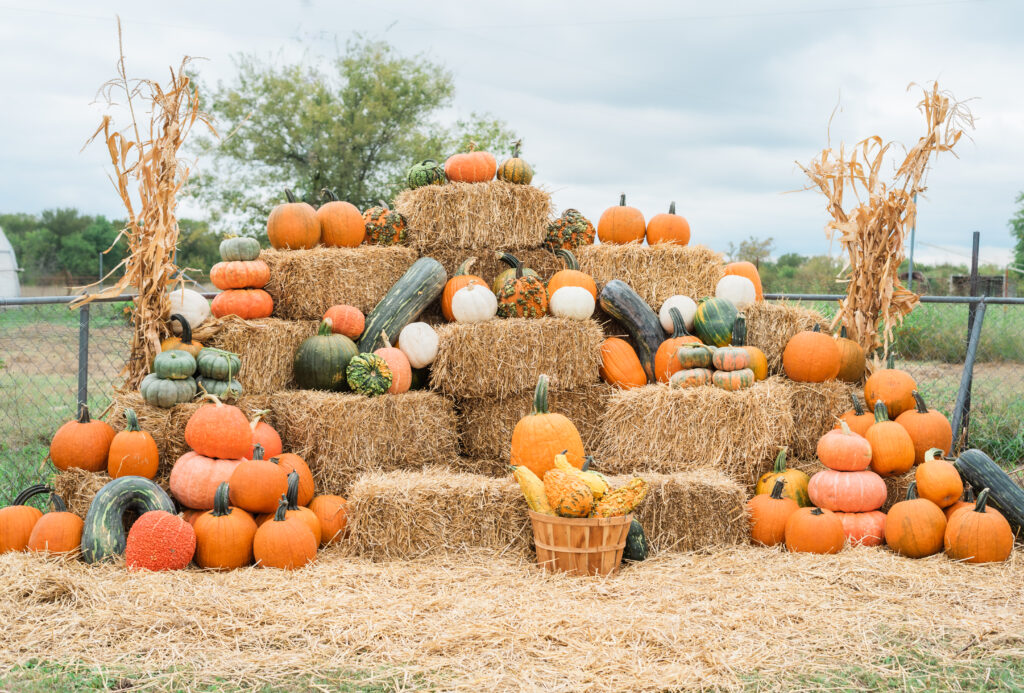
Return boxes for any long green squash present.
[598,280,664,383]
[358,257,447,352]
[954,449,1024,536]
[81,476,176,563]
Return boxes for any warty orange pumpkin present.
[496,258,548,319]
[509,374,584,479]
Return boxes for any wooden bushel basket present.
[528,510,633,577]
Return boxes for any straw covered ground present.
[197,316,318,393]
[457,383,614,463]
[345,468,746,560]
[2,548,1021,691]
[268,390,459,494]
[430,318,603,398]
[743,300,830,375]
[261,246,418,319]
[596,381,796,485]
[575,243,724,308]
[773,376,858,460]
[394,180,552,252]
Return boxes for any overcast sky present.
[1,0,1021,266]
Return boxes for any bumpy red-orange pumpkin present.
[125,510,196,571]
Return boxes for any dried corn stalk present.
[73,21,213,387]
[799,82,973,362]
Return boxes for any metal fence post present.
[962,231,981,447]
[77,303,90,414]
[951,297,987,453]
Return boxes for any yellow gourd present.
[553,451,609,499]
[511,465,554,515]
[543,470,594,518]
[593,478,648,518]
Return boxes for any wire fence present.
[1,293,1022,506]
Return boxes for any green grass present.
[0,302,132,329]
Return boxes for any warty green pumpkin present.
[406,159,446,189]
[346,353,393,396]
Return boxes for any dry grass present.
[596,381,795,485]
[51,468,113,519]
[268,390,459,495]
[1,545,1022,690]
[744,300,829,375]
[430,318,603,398]
[198,316,318,393]
[261,246,418,320]
[458,383,614,462]
[575,243,724,307]
[773,377,858,460]
[394,180,553,252]
[346,469,746,560]
[429,246,565,289]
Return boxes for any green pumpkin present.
[496,141,534,185]
[406,159,446,189]
[294,320,359,391]
[81,476,176,563]
[196,347,241,380]
[152,349,196,380]
[140,373,197,408]
[346,352,393,396]
[693,297,738,347]
[219,236,261,262]
[622,519,649,562]
[197,376,244,401]
[491,252,540,295]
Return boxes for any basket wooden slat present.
[528,511,632,577]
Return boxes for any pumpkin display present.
[675,344,714,370]
[866,401,915,477]
[196,376,244,401]
[253,497,318,570]
[184,394,253,460]
[715,275,757,310]
[107,408,159,479]
[914,448,963,509]
[834,327,866,383]
[406,159,446,189]
[597,193,645,244]
[160,314,204,359]
[167,288,211,333]
[193,482,257,570]
[140,373,196,408]
[196,347,241,380]
[496,139,533,185]
[491,252,541,294]
[782,326,840,383]
[267,189,320,250]
[754,448,810,507]
[26,492,83,554]
[444,142,497,183]
[249,410,283,462]
[308,494,348,546]
[272,452,315,507]
[125,510,196,571]
[954,449,1024,534]
[548,249,597,300]
[645,201,690,245]
[293,320,359,391]
[817,420,872,472]
[723,261,763,301]
[784,507,846,554]
[599,280,664,383]
[450,281,498,323]
[347,352,393,396]
[599,337,647,389]
[441,258,487,322]
[323,304,365,340]
[153,349,196,380]
[654,307,702,383]
[659,295,697,333]
[373,332,412,394]
[884,481,946,558]
[669,367,713,389]
[496,261,548,319]
[835,510,886,547]
[944,488,1013,564]
[228,445,289,514]
[747,478,799,547]
[730,314,767,381]
[211,288,274,319]
[549,286,595,320]
[397,322,439,369]
[210,260,271,290]
[0,485,47,553]
[864,355,917,418]
[543,208,595,251]
[219,236,261,262]
[258,472,322,545]
[711,345,751,372]
[895,391,953,465]
[693,297,738,347]
[358,257,447,353]
[80,476,176,563]
[712,368,755,391]
[838,394,874,437]
[943,486,976,521]
[317,189,365,247]
[363,201,407,245]
[543,470,594,518]
[510,374,585,478]
[169,452,245,510]
[50,404,115,473]
[807,469,887,512]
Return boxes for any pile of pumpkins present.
[782,325,867,385]
[209,236,273,320]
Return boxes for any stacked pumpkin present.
[210,236,273,319]
[782,325,866,385]
[141,314,202,408]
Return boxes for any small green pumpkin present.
[693,297,738,347]
[495,140,534,185]
[675,343,713,369]
[196,376,244,401]
[406,159,446,189]
[80,476,177,563]
[219,236,261,262]
[140,373,196,408]
[196,347,241,380]
[622,519,649,562]
[294,320,359,391]
[346,353,393,396]
[152,350,196,380]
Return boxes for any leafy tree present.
[1011,191,1024,272]
[0,210,125,283]
[175,218,221,276]
[190,38,516,237]
[726,236,775,266]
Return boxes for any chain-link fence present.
[1,293,1022,506]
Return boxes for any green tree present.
[190,38,516,236]
[726,236,775,266]
[0,210,126,283]
[1011,191,1024,271]
[176,218,221,275]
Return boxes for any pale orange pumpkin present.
[210,260,270,290]
[323,305,365,340]
[373,331,412,394]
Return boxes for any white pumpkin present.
[659,295,697,333]
[167,288,210,333]
[397,322,438,368]
[451,281,497,323]
[715,275,756,310]
[549,286,595,321]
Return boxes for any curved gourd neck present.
[531,375,551,415]
[772,447,789,473]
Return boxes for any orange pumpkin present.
[107,408,159,479]
[249,410,283,459]
[272,452,315,507]
[943,486,976,520]
[816,420,872,472]
[441,257,487,322]
[444,142,497,183]
[834,327,865,383]
[837,394,874,437]
[547,249,597,300]
[169,452,244,510]
[210,260,270,290]
[323,305,365,340]
[723,261,763,301]
[373,331,412,394]
[26,492,83,555]
[895,391,952,465]
[211,289,274,319]
[308,494,348,546]
[807,469,887,512]
[267,189,320,249]
[317,189,364,247]
[782,326,840,383]
[228,444,289,514]
[0,485,47,553]
[253,497,318,570]
[731,314,767,381]
[193,481,258,570]
[645,201,690,245]
[712,368,755,391]
[746,478,798,546]
[884,481,946,558]
[256,471,322,545]
[864,355,917,418]
[50,404,115,472]
[914,448,963,509]
[184,394,253,460]
[597,194,645,244]
[866,401,915,477]
[509,374,584,478]
[160,314,204,359]
[835,510,886,547]
[943,488,1013,564]
[654,307,702,383]
[784,507,845,554]
[496,259,548,319]
[599,338,647,389]
[711,346,751,372]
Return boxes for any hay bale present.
[744,301,829,375]
[458,383,614,463]
[204,317,318,393]
[772,377,858,460]
[261,246,418,319]
[882,470,916,512]
[268,391,459,494]
[596,381,796,486]
[51,469,112,519]
[448,458,510,477]
[429,247,565,290]
[394,181,553,252]
[575,244,724,308]
[430,318,603,398]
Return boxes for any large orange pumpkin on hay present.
[723,261,763,301]
[645,202,690,246]
[253,497,318,570]
[267,189,320,249]
[444,142,497,183]
[193,482,257,570]
[211,289,274,319]
[441,258,486,322]
[0,485,47,553]
[599,337,647,389]
[50,404,115,472]
[597,194,645,244]
[317,189,365,247]
[510,374,584,478]
[26,492,84,555]
[943,488,1013,564]
[864,355,917,418]
[184,394,253,460]
[781,326,840,383]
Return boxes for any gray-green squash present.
[358,257,447,352]
[80,476,176,563]
[140,373,196,408]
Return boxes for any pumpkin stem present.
[122,408,142,432]
[252,443,264,461]
[317,319,333,336]
[250,409,271,431]
[974,487,991,513]
[668,201,676,215]
[923,447,944,463]
[169,313,193,345]
[732,314,747,346]
[849,394,865,416]
[810,507,824,516]
[554,248,580,271]
[511,139,522,158]
[285,471,301,510]
[76,403,91,424]
[48,492,68,513]
[467,140,478,153]
[872,400,890,422]
[771,447,789,474]
[272,495,289,522]
[963,485,975,503]
[284,189,298,203]
[905,480,919,501]
[378,199,389,211]
[531,374,551,415]
[840,325,848,339]
[769,477,786,500]
[13,484,51,506]
[812,325,821,333]
[495,252,521,271]
[837,419,854,436]
[618,193,626,207]
[380,331,393,349]
[454,257,478,276]
[668,307,692,339]
[321,188,338,202]
[197,393,225,408]
[886,352,895,369]
[211,482,232,517]
[912,390,929,414]
[583,455,593,472]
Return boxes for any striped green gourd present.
[693,297,738,347]
[358,257,447,352]
[955,449,1024,535]
[496,140,534,185]
[346,353,393,396]
[294,320,359,391]
[598,279,664,383]
[80,476,176,563]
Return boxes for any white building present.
[0,227,22,298]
